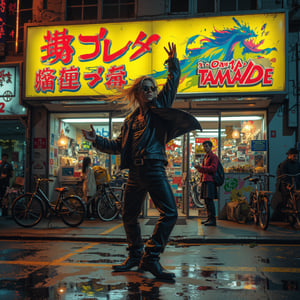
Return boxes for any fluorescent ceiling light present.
[62,118,108,123]
[62,116,262,123]
[62,118,124,123]
[195,133,226,137]
[201,129,225,132]
[222,116,262,121]
[196,116,262,121]
[112,118,125,122]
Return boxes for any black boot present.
[204,199,216,226]
[139,250,175,280]
[204,219,216,226]
[112,247,143,272]
[201,219,209,224]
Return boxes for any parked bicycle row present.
[9,174,127,228]
[4,171,300,231]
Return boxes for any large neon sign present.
[24,13,286,99]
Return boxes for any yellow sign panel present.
[25,13,286,98]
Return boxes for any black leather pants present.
[122,159,178,254]
[205,198,216,221]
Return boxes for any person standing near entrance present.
[194,140,218,226]
[82,42,201,280]
[81,156,97,218]
[0,153,13,215]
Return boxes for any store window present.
[102,0,135,19]
[66,0,98,21]
[49,114,110,188]
[197,0,215,13]
[220,0,257,11]
[197,0,257,13]
[220,112,266,173]
[170,0,189,13]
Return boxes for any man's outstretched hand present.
[81,124,96,142]
[164,42,177,59]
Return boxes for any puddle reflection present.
[0,266,299,299]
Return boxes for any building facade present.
[1,0,299,217]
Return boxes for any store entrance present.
[50,110,267,219]
[145,113,220,218]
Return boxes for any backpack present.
[92,166,110,185]
[213,160,225,186]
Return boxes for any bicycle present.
[243,172,275,230]
[190,173,205,208]
[11,177,86,228]
[276,173,300,227]
[96,182,125,221]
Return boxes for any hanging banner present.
[24,12,286,99]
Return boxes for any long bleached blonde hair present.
[110,75,158,112]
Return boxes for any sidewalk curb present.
[1,234,299,245]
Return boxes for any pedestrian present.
[82,42,201,280]
[82,156,97,218]
[194,140,218,226]
[271,148,300,221]
[0,153,13,216]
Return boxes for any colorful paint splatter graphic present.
[152,17,278,92]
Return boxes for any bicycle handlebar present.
[277,173,300,179]
[35,177,54,182]
[243,173,275,181]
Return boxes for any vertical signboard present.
[0,0,7,56]
[0,64,26,115]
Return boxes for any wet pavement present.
[0,215,300,244]
[1,240,300,299]
[1,216,300,299]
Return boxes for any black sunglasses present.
[142,86,157,92]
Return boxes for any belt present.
[133,158,144,166]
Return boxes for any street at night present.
[1,1,300,299]
[0,239,300,299]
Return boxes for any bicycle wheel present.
[190,184,205,208]
[11,194,43,227]
[250,193,258,225]
[97,193,119,221]
[258,196,270,230]
[288,196,300,227]
[60,196,85,227]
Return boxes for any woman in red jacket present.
[194,140,219,226]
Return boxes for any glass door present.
[187,114,220,218]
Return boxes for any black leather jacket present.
[93,57,202,169]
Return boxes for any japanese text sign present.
[24,13,286,99]
[0,64,26,115]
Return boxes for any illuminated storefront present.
[23,12,287,216]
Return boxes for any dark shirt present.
[131,113,148,159]
[0,161,13,186]
[131,109,168,163]
[277,158,300,191]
